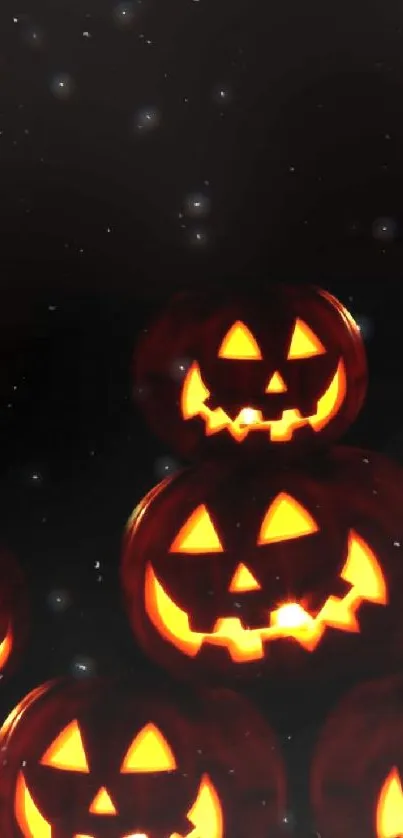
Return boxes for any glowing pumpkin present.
[134,285,367,459]
[0,549,26,682]
[121,447,403,683]
[0,675,286,838]
[311,673,403,838]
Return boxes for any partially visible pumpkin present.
[134,285,367,460]
[311,673,403,838]
[121,446,403,685]
[0,674,286,838]
[0,549,26,683]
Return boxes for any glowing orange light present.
[121,723,176,773]
[89,788,117,816]
[218,321,262,360]
[229,564,261,593]
[265,371,287,393]
[0,623,13,670]
[41,720,89,773]
[180,360,346,443]
[272,603,312,630]
[287,319,326,359]
[258,493,318,544]
[170,505,223,554]
[14,770,223,838]
[376,768,403,838]
[144,529,387,662]
[237,407,261,426]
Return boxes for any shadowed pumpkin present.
[311,674,403,838]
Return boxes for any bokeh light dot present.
[154,456,180,479]
[372,216,398,242]
[50,73,74,99]
[70,655,97,678]
[47,589,71,613]
[184,192,211,218]
[134,107,161,133]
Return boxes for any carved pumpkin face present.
[134,285,367,459]
[0,549,26,682]
[0,677,286,838]
[15,721,218,838]
[311,674,403,838]
[121,449,402,683]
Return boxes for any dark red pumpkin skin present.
[311,673,403,838]
[121,446,403,686]
[134,285,367,461]
[0,675,286,838]
[0,549,27,683]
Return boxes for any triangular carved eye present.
[287,318,326,359]
[218,321,262,360]
[121,723,177,773]
[258,492,318,544]
[170,505,223,553]
[41,720,89,773]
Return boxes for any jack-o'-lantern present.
[121,447,403,684]
[311,673,403,838]
[0,675,286,838]
[134,285,367,459]
[0,549,26,682]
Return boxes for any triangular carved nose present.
[88,786,117,815]
[229,563,261,593]
[265,371,287,393]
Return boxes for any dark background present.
[2,0,403,831]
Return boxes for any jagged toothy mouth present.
[180,360,347,442]
[144,530,387,662]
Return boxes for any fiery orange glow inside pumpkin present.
[180,318,347,442]
[376,768,403,838]
[144,493,387,662]
[0,623,13,670]
[14,717,223,838]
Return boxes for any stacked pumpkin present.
[1,283,403,838]
[121,283,403,837]
[121,285,403,687]
[0,289,291,838]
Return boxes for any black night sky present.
[2,0,403,834]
